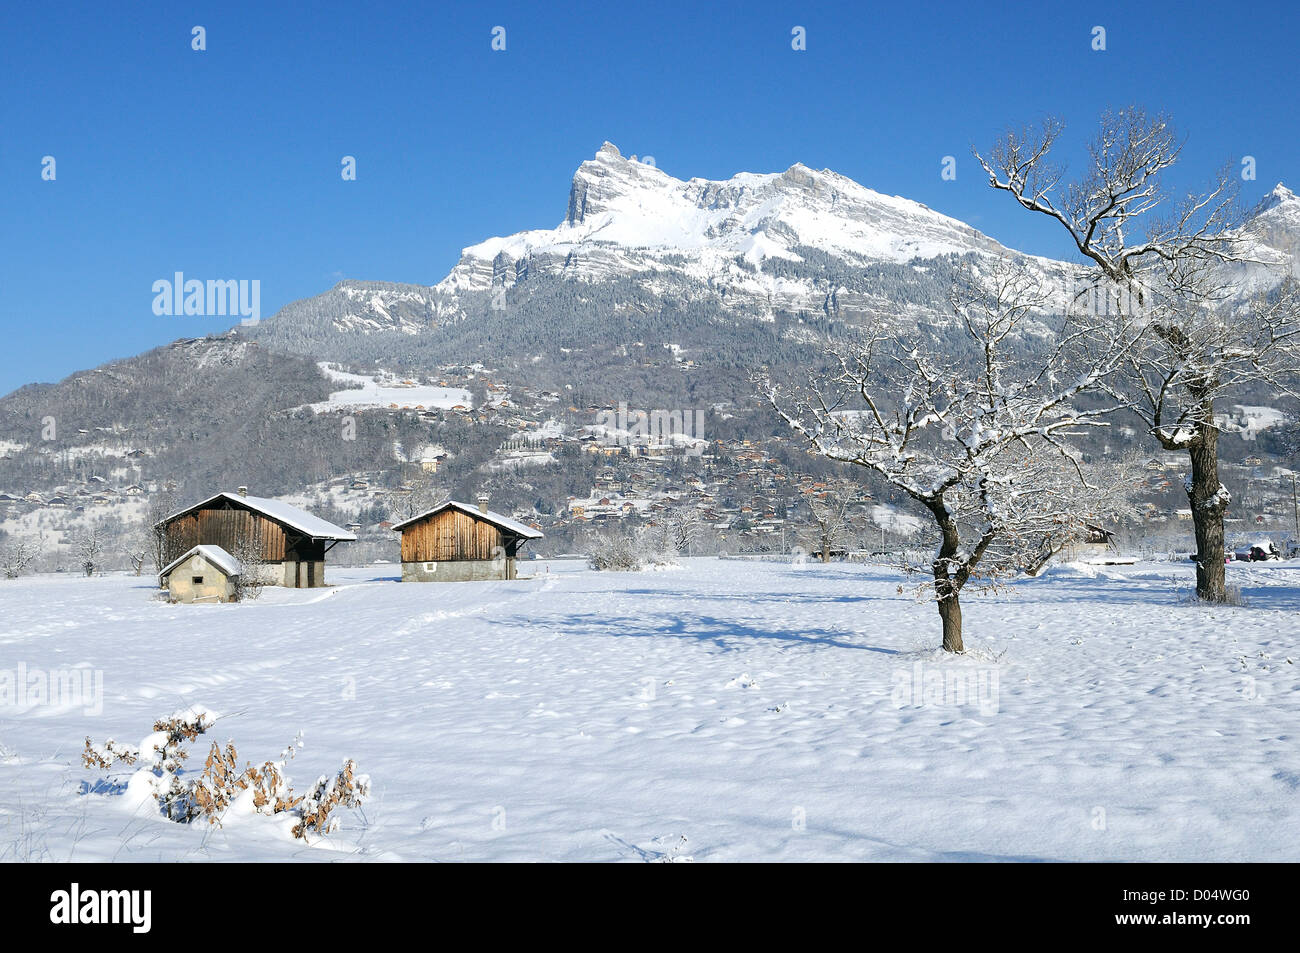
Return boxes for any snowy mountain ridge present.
[432,141,1021,304]
[443,142,1012,277]
[267,144,1296,347]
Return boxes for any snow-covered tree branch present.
[979,106,1300,601]
[757,262,1137,652]
[975,107,1245,288]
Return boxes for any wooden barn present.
[159,545,242,603]
[391,496,542,581]
[157,488,356,588]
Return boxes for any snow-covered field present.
[308,364,472,412]
[2,558,1297,862]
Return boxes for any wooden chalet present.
[391,495,542,581]
[157,487,356,588]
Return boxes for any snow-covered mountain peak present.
[564,141,680,226]
[1216,183,1300,296]
[1251,182,1297,217]
[1242,182,1300,263]
[436,144,1014,297]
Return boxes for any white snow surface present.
[870,504,924,537]
[309,364,472,413]
[1216,405,1287,442]
[2,558,1298,861]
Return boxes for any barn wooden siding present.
[400,509,505,562]
[163,507,287,565]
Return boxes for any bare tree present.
[147,483,179,574]
[1124,277,1300,596]
[659,503,703,555]
[759,263,1135,652]
[1021,457,1142,575]
[0,534,42,579]
[73,526,109,577]
[799,488,867,562]
[976,107,1240,287]
[977,107,1300,601]
[385,475,446,522]
[228,532,268,602]
[123,524,151,576]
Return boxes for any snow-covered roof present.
[160,544,243,580]
[390,500,543,539]
[158,492,357,541]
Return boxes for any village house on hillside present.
[156,487,356,588]
[392,494,542,582]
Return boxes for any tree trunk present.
[1186,401,1228,602]
[930,505,965,653]
[936,589,964,653]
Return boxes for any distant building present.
[156,487,355,588]
[1060,524,1118,562]
[159,545,243,604]
[392,495,542,582]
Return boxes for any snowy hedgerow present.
[588,525,678,571]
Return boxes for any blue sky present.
[2,0,1297,395]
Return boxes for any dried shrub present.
[82,738,139,770]
[83,712,366,839]
[293,759,370,838]
[192,740,303,823]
